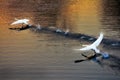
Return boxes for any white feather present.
[11,19,29,25]
[75,32,104,53]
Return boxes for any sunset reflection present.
[56,0,102,35]
[0,0,120,80]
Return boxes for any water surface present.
[0,0,120,80]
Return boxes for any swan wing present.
[11,20,21,25]
[91,32,103,47]
[74,46,92,51]
[11,19,29,25]
[79,46,92,51]
[75,32,103,51]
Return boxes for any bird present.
[74,32,109,59]
[36,24,41,30]
[56,29,63,33]
[64,29,69,35]
[11,18,29,26]
[75,32,103,53]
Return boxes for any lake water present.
[0,0,120,80]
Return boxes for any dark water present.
[0,0,120,80]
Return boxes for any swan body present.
[11,19,29,25]
[75,32,103,53]
[74,32,109,59]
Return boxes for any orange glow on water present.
[0,0,102,36]
[57,0,102,35]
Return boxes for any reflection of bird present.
[75,52,120,74]
[11,19,29,26]
[74,53,102,64]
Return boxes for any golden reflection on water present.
[0,0,35,40]
[0,1,120,80]
[56,0,102,35]
[1,0,103,36]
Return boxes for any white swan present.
[11,19,29,25]
[74,32,109,60]
[56,29,63,33]
[75,32,103,53]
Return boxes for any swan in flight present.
[11,19,29,25]
[74,32,109,60]
[75,32,103,53]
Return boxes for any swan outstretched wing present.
[11,19,29,25]
[74,45,91,51]
[79,46,92,51]
[11,20,21,25]
[91,32,103,47]
[75,32,104,51]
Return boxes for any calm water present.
[0,0,120,80]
